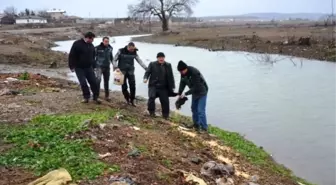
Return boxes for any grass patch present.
[0,111,117,180]
[18,71,30,80]
[162,159,172,168]
[170,112,314,185]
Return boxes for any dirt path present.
[0,72,310,185]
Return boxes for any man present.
[113,42,147,106]
[177,60,208,132]
[68,32,101,104]
[95,37,113,101]
[144,52,175,119]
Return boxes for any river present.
[52,35,336,185]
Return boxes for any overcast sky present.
[0,0,333,17]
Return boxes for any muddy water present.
[52,35,336,185]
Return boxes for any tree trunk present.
[161,18,169,31]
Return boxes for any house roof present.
[17,15,46,20]
[47,9,66,13]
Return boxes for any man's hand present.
[179,94,185,99]
[143,79,148,83]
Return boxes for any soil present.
[0,72,302,185]
[0,23,150,69]
[132,25,336,62]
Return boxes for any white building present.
[16,16,47,24]
[46,9,66,19]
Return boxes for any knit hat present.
[177,60,188,71]
[157,52,165,58]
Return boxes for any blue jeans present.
[191,95,207,130]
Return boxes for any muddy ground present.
[0,24,150,69]
[0,73,303,185]
[133,25,336,62]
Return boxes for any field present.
[134,23,336,62]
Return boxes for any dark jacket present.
[112,46,147,72]
[144,61,175,91]
[178,66,208,98]
[95,43,113,68]
[68,39,96,69]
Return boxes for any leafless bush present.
[245,53,303,67]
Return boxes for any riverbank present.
[132,25,336,62]
[0,72,312,185]
[0,24,150,69]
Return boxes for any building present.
[0,15,17,25]
[46,9,66,19]
[15,16,47,24]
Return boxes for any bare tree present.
[128,0,199,31]
[4,6,17,16]
[245,53,303,67]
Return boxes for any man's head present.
[102,37,109,46]
[156,52,165,64]
[84,32,95,43]
[177,60,188,75]
[127,42,136,52]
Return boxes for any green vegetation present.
[18,71,30,80]
[162,159,172,168]
[170,112,314,185]
[0,111,118,180]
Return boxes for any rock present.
[7,103,21,108]
[49,61,58,68]
[99,124,107,130]
[201,161,235,177]
[182,153,188,158]
[250,175,259,182]
[190,157,203,165]
[298,37,311,46]
[216,177,234,185]
[111,124,120,129]
[247,183,259,185]
[128,148,140,157]
[6,77,18,82]
[0,88,20,96]
[109,176,136,185]
[110,183,129,185]
[132,126,140,131]
[99,152,112,159]
[126,133,132,138]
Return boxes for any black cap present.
[157,52,165,58]
[177,60,188,71]
[128,42,135,47]
[84,32,95,39]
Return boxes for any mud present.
[0,72,303,185]
[133,25,336,62]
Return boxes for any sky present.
[0,0,333,18]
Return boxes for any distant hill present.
[241,13,327,20]
[200,13,328,21]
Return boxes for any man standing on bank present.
[113,42,147,106]
[177,60,209,132]
[144,52,175,119]
[68,32,101,104]
[95,37,113,101]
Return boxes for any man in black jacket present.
[177,60,209,132]
[95,37,113,101]
[144,52,175,119]
[113,42,147,106]
[68,32,100,104]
